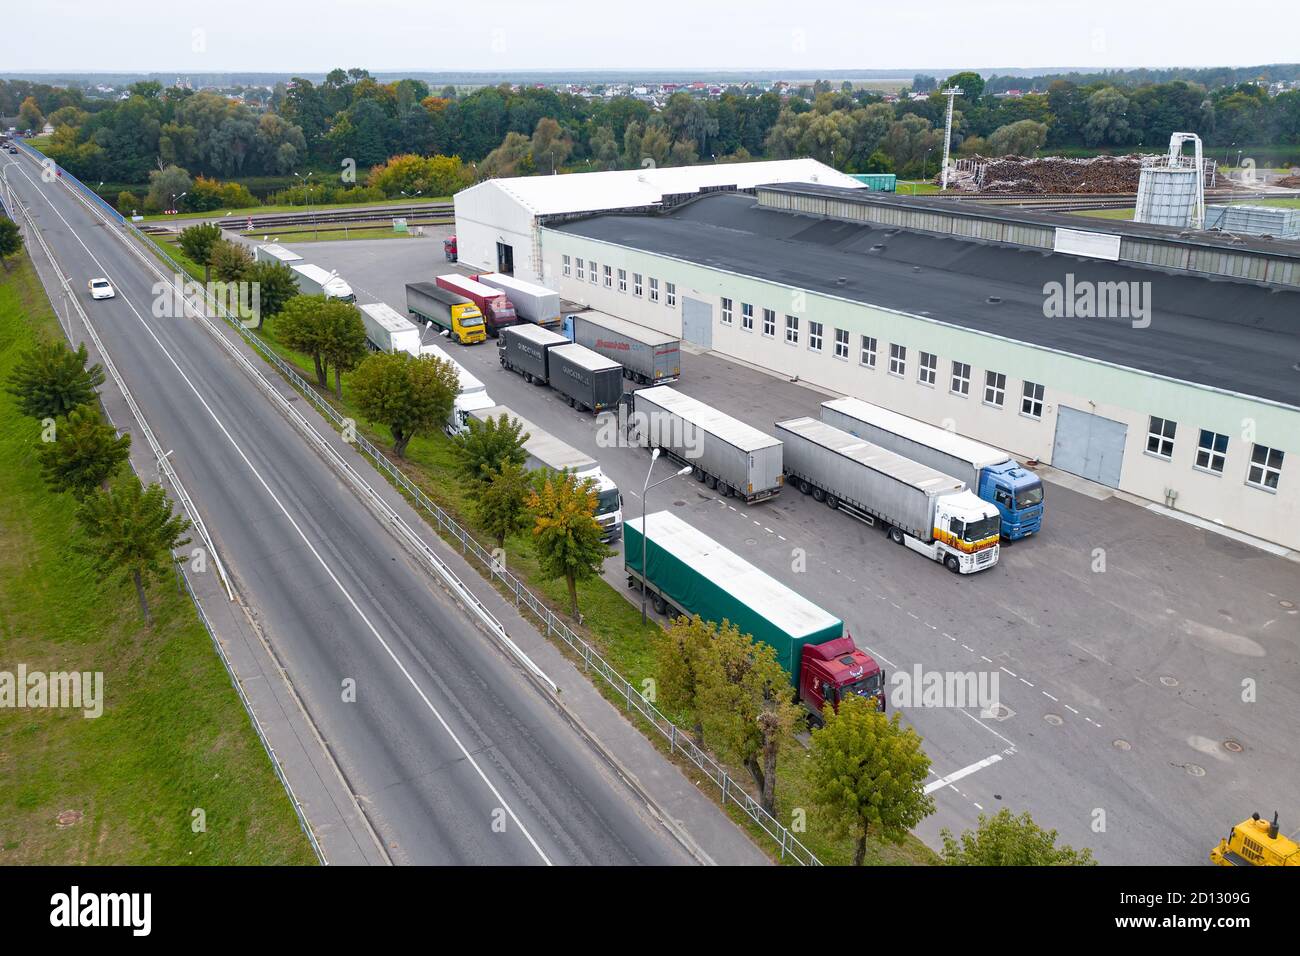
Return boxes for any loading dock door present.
[1052,405,1128,488]
[681,296,712,349]
[496,242,514,274]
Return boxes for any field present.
[0,252,316,865]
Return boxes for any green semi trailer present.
[626,510,884,720]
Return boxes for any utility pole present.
[940,86,963,191]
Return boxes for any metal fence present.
[34,144,822,866]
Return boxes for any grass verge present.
[139,195,452,222]
[0,251,316,864]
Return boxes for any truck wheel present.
[825,494,839,510]
[798,479,811,495]
[812,487,826,503]
[623,368,633,380]
[721,484,735,498]
[651,592,667,614]
[523,372,533,383]
[705,475,718,490]
[693,466,705,482]
[889,526,905,545]
[945,554,961,573]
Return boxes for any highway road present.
[2,157,696,866]
[294,235,1300,864]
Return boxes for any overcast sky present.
[7,0,1293,74]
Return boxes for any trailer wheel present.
[812,487,826,503]
[825,494,839,510]
[651,592,667,614]
[889,526,905,545]
[693,466,705,482]
[945,554,961,573]
[721,484,735,498]
[523,372,533,383]
[623,367,633,380]
[705,475,718,490]
[798,479,812,495]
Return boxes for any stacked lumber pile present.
[945,154,1145,194]
[1275,173,1300,188]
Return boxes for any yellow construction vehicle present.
[1211,812,1300,866]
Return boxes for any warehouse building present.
[451,159,864,286]
[536,182,1300,548]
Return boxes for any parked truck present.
[821,397,1043,540]
[625,510,884,721]
[435,273,518,336]
[359,302,423,355]
[777,417,1000,573]
[405,281,487,345]
[477,273,562,327]
[468,404,623,540]
[498,323,568,385]
[546,343,624,414]
[420,342,495,437]
[290,263,356,302]
[627,385,783,503]
[253,243,303,266]
[562,310,680,385]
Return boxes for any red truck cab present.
[799,635,886,722]
[443,235,457,262]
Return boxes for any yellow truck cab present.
[404,281,487,346]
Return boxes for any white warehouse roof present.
[458,158,864,218]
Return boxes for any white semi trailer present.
[776,416,1001,574]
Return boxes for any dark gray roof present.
[552,193,1300,407]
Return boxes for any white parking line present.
[924,754,1004,795]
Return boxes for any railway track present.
[169,201,455,232]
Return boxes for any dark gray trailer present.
[547,343,624,414]
[563,311,681,384]
[498,323,568,385]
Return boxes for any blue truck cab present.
[979,460,1043,540]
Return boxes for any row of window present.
[1146,417,1283,491]
[720,304,1047,419]
[562,255,676,307]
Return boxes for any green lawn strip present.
[0,254,315,864]
[138,196,453,223]
[1071,208,1136,220]
[238,227,424,243]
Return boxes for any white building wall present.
[453,181,540,284]
[543,230,1300,548]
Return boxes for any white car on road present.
[88,277,115,300]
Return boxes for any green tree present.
[526,471,612,618]
[145,163,192,213]
[245,260,298,327]
[941,808,1096,866]
[18,95,44,131]
[530,116,572,173]
[177,222,221,281]
[6,341,105,420]
[207,239,252,283]
[696,620,801,815]
[454,411,528,483]
[75,475,191,623]
[36,404,131,498]
[475,460,533,550]
[809,694,935,865]
[319,301,369,399]
[0,218,23,271]
[653,614,714,746]
[351,352,459,458]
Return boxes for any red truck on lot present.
[435,273,517,336]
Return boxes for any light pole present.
[295,171,315,239]
[639,449,693,624]
[170,190,186,214]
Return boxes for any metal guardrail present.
[35,144,821,866]
[4,162,325,864]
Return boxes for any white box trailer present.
[478,273,561,326]
[359,302,422,356]
[290,263,356,302]
[418,341,496,436]
[776,416,1000,574]
[629,385,783,503]
[468,404,623,540]
[254,243,303,265]
[563,310,681,384]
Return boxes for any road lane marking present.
[924,753,1003,795]
[16,165,555,866]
